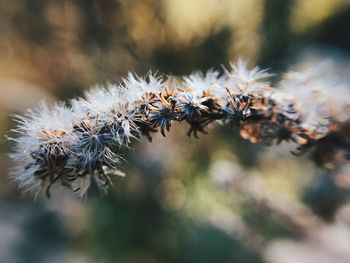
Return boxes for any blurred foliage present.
[1,0,350,262]
[89,193,264,263]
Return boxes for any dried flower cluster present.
[9,60,350,197]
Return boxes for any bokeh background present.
[1,0,350,262]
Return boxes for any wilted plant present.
[8,60,350,197]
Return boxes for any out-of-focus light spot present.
[334,163,350,189]
[163,0,225,43]
[156,178,187,211]
[161,0,262,62]
[210,159,243,187]
[0,78,54,112]
[291,0,348,33]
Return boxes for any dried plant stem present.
[9,60,350,197]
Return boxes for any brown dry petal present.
[239,121,278,145]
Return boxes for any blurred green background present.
[1,0,350,262]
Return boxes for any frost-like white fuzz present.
[225,59,273,94]
[8,60,350,198]
[119,73,164,108]
[178,70,226,111]
[184,70,224,95]
[9,103,78,191]
[279,64,350,137]
[11,102,76,156]
[78,84,122,117]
